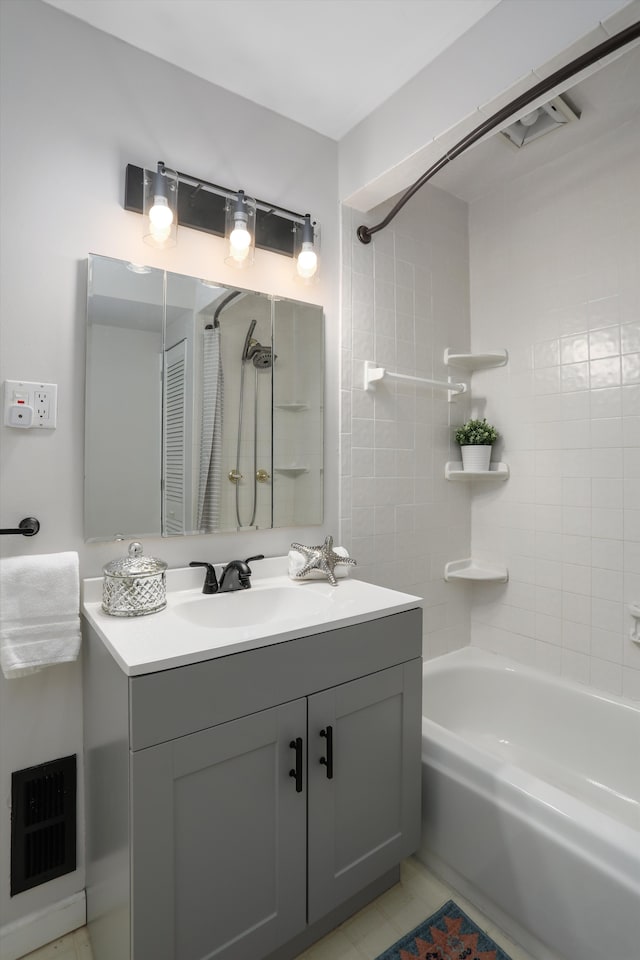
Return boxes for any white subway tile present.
[591,597,624,633]
[561,361,589,392]
[561,448,591,478]
[590,627,623,664]
[561,648,590,686]
[589,327,620,359]
[622,384,640,417]
[622,667,640,702]
[592,568,624,603]
[562,563,591,596]
[624,447,640,478]
[560,334,588,364]
[621,320,640,354]
[561,390,590,420]
[535,640,562,676]
[562,535,592,566]
[535,612,562,644]
[622,353,640,385]
[535,558,562,589]
[590,417,623,447]
[589,658,623,697]
[625,510,640,543]
[590,357,621,389]
[563,619,590,653]
[590,387,622,419]
[591,447,623,478]
[563,591,591,626]
[561,506,592,537]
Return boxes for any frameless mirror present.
[85,255,323,541]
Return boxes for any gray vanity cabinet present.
[307,663,420,924]
[83,607,422,960]
[130,699,307,960]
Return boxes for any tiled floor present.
[21,857,535,960]
[20,926,91,960]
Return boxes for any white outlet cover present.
[3,380,57,428]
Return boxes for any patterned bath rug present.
[374,899,513,960]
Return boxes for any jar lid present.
[103,541,168,578]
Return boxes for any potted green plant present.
[454,418,499,471]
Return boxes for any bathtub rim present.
[423,644,640,715]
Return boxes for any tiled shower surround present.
[469,118,640,701]
[341,115,640,700]
[340,188,473,661]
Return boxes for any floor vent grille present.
[11,755,76,895]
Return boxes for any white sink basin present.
[174,585,329,629]
[81,561,422,676]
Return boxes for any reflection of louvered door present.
[163,340,187,534]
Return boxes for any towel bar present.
[0,517,40,536]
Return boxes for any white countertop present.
[82,557,422,677]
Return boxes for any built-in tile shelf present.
[275,466,309,476]
[444,349,508,370]
[445,461,509,481]
[275,403,309,411]
[444,560,509,583]
[444,349,509,583]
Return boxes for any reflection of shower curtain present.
[197,327,224,531]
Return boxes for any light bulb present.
[297,241,318,278]
[520,109,540,127]
[149,195,174,231]
[229,221,251,261]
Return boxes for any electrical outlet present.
[3,381,57,428]
[34,390,51,421]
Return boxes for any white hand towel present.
[0,551,81,679]
[288,546,352,581]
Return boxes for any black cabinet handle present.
[319,726,333,779]
[289,738,303,793]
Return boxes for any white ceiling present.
[41,0,501,140]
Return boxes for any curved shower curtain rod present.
[356,20,640,244]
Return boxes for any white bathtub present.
[418,646,640,960]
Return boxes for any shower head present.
[242,319,273,367]
[250,346,273,368]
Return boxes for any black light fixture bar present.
[125,164,308,257]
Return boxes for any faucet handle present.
[189,561,219,594]
[244,554,265,570]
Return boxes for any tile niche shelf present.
[445,461,509,481]
[444,347,509,583]
[444,560,509,583]
[444,348,508,370]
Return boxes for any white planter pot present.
[460,445,492,471]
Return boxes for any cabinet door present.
[130,698,307,960]
[307,660,422,923]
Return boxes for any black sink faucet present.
[219,555,264,593]
[189,561,219,594]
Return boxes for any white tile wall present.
[340,187,473,660]
[469,118,640,700]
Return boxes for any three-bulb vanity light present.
[128,161,319,280]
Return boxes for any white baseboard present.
[0,891,86,960]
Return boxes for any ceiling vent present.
[500,94,580,149]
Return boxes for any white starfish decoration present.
[290,536,357,586]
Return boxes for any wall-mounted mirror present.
[85,255,323,541]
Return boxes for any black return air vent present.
[11,755,77,895]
